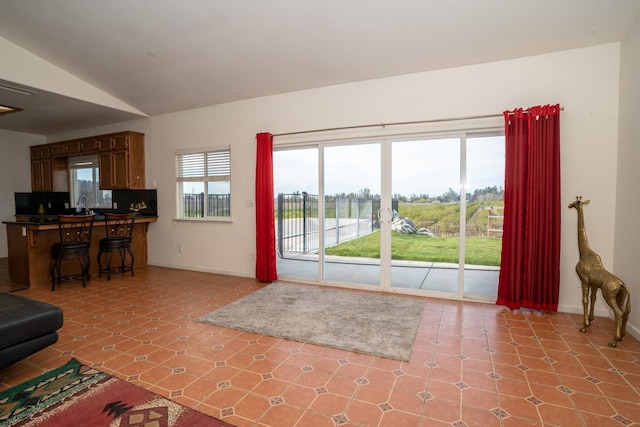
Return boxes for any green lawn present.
[279,200,503,265]
[324,231,502,266]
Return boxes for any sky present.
[274,136,505,198]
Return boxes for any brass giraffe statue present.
[568,196,631,347]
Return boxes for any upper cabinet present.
[98,131,145,190]
[30,131,145,192]
[30,145,52,192]
[49,138,95,157]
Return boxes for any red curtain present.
[496,104,561,311]
[255,132,278,282]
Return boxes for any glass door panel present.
[463,136,504,299]
[390,138,460,294]
[273,148,319,282]
[323,143,381,286]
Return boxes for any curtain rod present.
[272,108,564,138]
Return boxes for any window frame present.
[68,154,112,209]
[175,145,232,221]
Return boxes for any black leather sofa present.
[0,293,63,370]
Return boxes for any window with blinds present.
[175,146,231,218]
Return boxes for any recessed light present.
[0,104,22,116]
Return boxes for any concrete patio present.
[276,254,499,300]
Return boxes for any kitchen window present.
[69,155,112,209]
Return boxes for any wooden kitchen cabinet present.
[78,137,98,153]
[63,140,81,155]
[98,131,145,190]
[50,139,95,157]
[30,145,52,192]
[97,135,112,152]
[30,131,144,192]
[49,143,66,157]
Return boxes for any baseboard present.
[625,322,640,342]
[557,302,610,317]
[146,261,254,279]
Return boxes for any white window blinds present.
[176,147,230,182]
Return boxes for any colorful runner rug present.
[0,359,232,426]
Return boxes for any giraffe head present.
[568,196,590,210]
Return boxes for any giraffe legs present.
[588,285,597,324]
[610,308,623,348]
[621,290,630,340]
[602,283,631,348]
[579,282,592,333]
[611,285,631,347]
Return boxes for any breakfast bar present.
[4,216,156,289]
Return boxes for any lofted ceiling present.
[0,0,639,135]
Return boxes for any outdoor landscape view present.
[273,136,505,296]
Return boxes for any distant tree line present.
[284,185,504,204]
[332,186,504,203]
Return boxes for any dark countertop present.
[3,215,157,229]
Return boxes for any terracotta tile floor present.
[1,265,639,426]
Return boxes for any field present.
[324,201,503,266]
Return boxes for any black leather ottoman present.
[0,293,63,370]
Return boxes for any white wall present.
[0,130,43,257]
[50,43,625,324]
[0,36,144,115]
[614,18,640,338]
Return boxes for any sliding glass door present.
[390,138,460,294]
[273,132,503,299]
[463,136,504,300]
[273,148,319,282]
[323,143,381,286]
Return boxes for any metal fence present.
[276,193,397,258]
[183,193,230,217]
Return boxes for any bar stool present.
[50,214,95,291]
[97,213,136,280]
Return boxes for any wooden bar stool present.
[97,213,136,280]
[49,214,95,291]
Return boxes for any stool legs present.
[50,252,91,291]
[98,245,134,281]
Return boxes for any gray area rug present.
[197,283,425,361]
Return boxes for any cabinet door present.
[111,150,129,189]
[31,145,50,160]
[64,140,81,155]
[41,159,52,191]
[99,151,114,190]
[30,146,53,191]
[79,138,98,154]
[31,159,53,192]
[31,160,43,191]
[97,135,112,152]
[111,133,129,151]
[50,143,66,157]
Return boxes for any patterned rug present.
[0,359,232,427]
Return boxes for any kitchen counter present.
[3,216,156,288]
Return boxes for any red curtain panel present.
[255,132,278,282]
[497,105,561,311]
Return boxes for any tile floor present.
[1,265,639,426]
